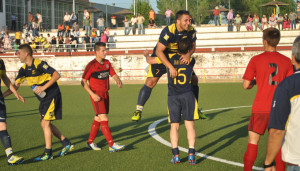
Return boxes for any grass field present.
[0,83,268,170]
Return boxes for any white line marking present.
[148,105,263,170]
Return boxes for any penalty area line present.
[148,105,263,170]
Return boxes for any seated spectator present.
[65,35,71,52]
[83,33,92,51]
[46,33,51,43]
[91,28,97,43]
[50,36,57,52]
[57,24,65,37]
[65,25,71,37]
[234,14,242,32]
[15,30,22,46]
[73,29,80,43]
[58,35,64,52]
[253,14,260,31]
[148,18,156,28]
[1,28,5,38]
[283,13,291,30]
[72,21,79,32]
[100,32,107,43]
[26,34,32,45]
[34,34,40,49]
[277,14,284,30]
[23,24,28,38]
[3,32,12,50]
[261,15,268,30]
[269,14,277,28]
[246,14,253,31]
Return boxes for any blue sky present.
[89,0,159,12]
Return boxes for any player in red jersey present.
[242,28,294,171]
[81,42,125,152]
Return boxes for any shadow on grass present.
[7,109,39,115]
[5,96,36,101]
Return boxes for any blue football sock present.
[137,85,152,110]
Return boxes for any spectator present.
[57,24,65,37]
[64,12,71,27]
[37,12,43,32]
[84,9,89,20]
[246,14,253,31]
[269,14,277,28]
[26,34,32,45]
[1,28,5,38]
[65,35,71,52]
[283,14,290,30]
[100,32,107,43]
[111,15,117,28]
[58,35,64,52]
[32,19,39,37]
[3,32,12,50]
[277,14,284,30]
[70,35,77,52]
[131,15,137,35]
[65,25,71,37]
[83,33,91,51]
[261,14,268,30]
[149,8,156,21]
[72,21,79,32]
[264,36,300,171]
[253,14,260,31]
[73,29,80,43]
[23,24,28,38]
[227,9,233,32]
[11,14,16,31]
[289,11,297,30]
[234,14,242,32]
[70,12,77,26]
[51,36,57,52]
[137,13,145,35]
[104,27,109,42]
[148,18,156,28]
[97,16,105,35]
[83,17,91,36]
[165,8,174,26]
[91,28,97,43]
[15,30,22,46]
[275,3,280,19]
[123,18,130,35]
[46,33,51,43]
[298,1,300,20]
[33,34,40,49]
[28,12,33,31]
[213,6,221,26]
[40,34,46,50]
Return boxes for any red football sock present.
[275,148,285,171]
[100,121,114,147]
[88,120,100,144]
[244,143,258,171]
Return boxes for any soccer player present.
[242,28,294,171]
[131,10,207,121]
[0,59,25,165]
[81,42,125,152]
[3,44,74,161]
[146,38,199,164]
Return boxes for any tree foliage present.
[156,0,296,24]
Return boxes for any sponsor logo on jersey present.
[32,70,36,75]
[164,34,169,41]
[98,71,109,79]
[43,64,48,70]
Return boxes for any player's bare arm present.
[180,42,196,64]
[34,71,60,95]
[243,79,256,89]
[2,74,25,103]
[81,79,101,102]
[156,42,177,78]
[112,74,122,88]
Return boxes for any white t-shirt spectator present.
[131,17,137,25]
[84,11,89,20]
[97,18,105,27]
[47,36,52,43]
[38,14,43,23]
[64,14,71,22]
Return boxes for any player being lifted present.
[131,10,207,121]
[81,42,125,152]
[242,28,294,171]
[146,38,199,164]
[0,59,25,165]
[4,44,74,161]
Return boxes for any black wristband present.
[264,161,276,168]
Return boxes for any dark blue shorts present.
[0,97,6,122]
[167,91,199,123]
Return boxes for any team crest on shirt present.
[106,64,109,68]
[164,34,169,41]
[43,64,48,70]
[32,70,36,75]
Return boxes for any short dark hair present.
[176,10,190,20]
[263,28,280,47]
[178,38,193,54]
[94,42,106,52]
[19,44,33,56]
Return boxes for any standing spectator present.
[72,21,79,32]
[83,33,91,51]
[213,6,221,26]
[11,14,17,31]
[64,12,71,27]
[261,15,268,30]
[104,27,109,43]
[37,12,43,32]
[100,32,107,43]
[137,13,145,35]
[28,12,33,31]
[97,16,105,35]
[227,9,233,32]
[131,16,137,35]
[283,14,291,30]
[269,14,277,28]
[57,24,65,37]
[246,14,253,31]
[148,18,156,28]
[83,17,91,36]
[73,29,80,43]
[234,14,242,32]
[289,11,297,30]
[242,28,294,171]
[148,9,156,21]
[70,12,77,26]
[123,18,130,35]
[264,36,300,171]
[32,19,39,37]
[84,9,90,20]
[277,14,284,30]
[165,8,174,26]
[275,3,280,19]
[111,15,117,29]
[15,30,22,46]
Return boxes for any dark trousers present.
[11,20,16,31]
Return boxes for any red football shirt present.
[82,59,116,92]
[243,52,294,113]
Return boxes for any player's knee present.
[145,78,158,88]
[97,114,108,122]
[0,122,7,131]
[40,119,51,128]
[171,123,180,130]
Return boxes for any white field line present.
[148,105,263,170]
